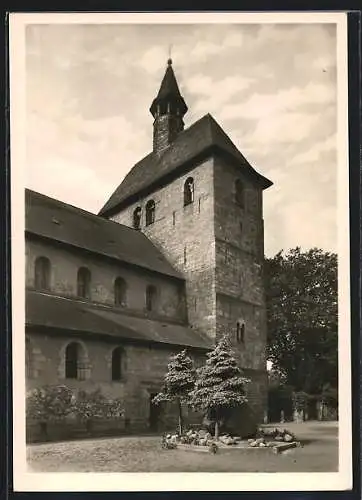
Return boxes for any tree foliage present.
[153,349,196,434]
[265,247,338,395]
[190,336,249,439]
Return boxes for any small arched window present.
[65,342,79,379]
[114,277,127,307]
[146,285,157,312]
[112,346,123,381]
[184,177,194,206]
[236,321,245,343]
[133,207,142,229]
[235,179,245,208]
[145,200,156,226]
[77,267,91,299]
[34,256,51,290]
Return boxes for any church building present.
[25,59,273,434]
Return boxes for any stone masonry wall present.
[26,331,206,431]
[26,239,186,322]
[213,157,268,415]
[111,158,217,340]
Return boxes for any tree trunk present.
[40,421,48,439]
[177,398,183,435]
[86,419,93,433]
[214,420,219,441]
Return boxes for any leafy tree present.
[265,247,338,396]
[26,385,75,436]
[189,336,249,440]
[74,388,124,432]
[153,349,196,435]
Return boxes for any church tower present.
[100,60,273,421]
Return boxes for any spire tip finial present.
[167,44,173,66]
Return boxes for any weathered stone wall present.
[26,331,206,432]
[213,157,268,415]
[26,239,186,322]
[111,158,217,340]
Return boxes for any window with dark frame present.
[112,346,123,381]
[77,267,91,299]
[114,277,127,306]
[65,342,79,379]
[34,256,51,290]
[236,321,245,343]
[145,200,156,226]
[146,285,157,312]
[133,206,142,229]
[184,177,194,206]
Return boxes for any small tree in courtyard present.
[153,349,196,435]
[190,336,250,440]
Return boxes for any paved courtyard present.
[27,421,338,473]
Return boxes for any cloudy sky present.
[25,21,337,257]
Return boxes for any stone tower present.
[100,60,273,420]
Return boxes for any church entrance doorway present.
[149,393,161,431]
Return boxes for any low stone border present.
[176,441,300,454]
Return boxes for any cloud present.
[221,82,335,121]
[291,134,336,165]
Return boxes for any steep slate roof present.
[99,113,273,217]
[26,189,182,280]
[26,291,213,350]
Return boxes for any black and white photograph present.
[10,12,352,492]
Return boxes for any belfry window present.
[146,285,157,312]
[77,267,91,299]
[184,177,194,206]
[133,207,142,229]
[236,321,245,343]
[34,256,51,290]
[111,346,123,381]
[235,179,245,208]
[114,277,127,307]
[145,200,156,226]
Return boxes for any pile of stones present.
[248,427,297,448]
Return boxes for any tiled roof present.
[26,291,213,350]
[26,189,183,280]
[99,113,273,217]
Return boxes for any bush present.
[26,385,75,436]
[74,388,124,431]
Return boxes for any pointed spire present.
[150,59,188,154]
[150,59,188,118]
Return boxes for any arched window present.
[145,200,156,226]
[111,346,123,381]
[236,321,245,343]
[65,342,79,379]
[146,285,157,312]
[34,256,51,290]
[133,207,142,229]
[184,177,194,206]
[25,337,32,378]
[114,277,127,306]
[235,179,245,208]
[77,267,91,299]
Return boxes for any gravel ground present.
[27,421,338,473]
